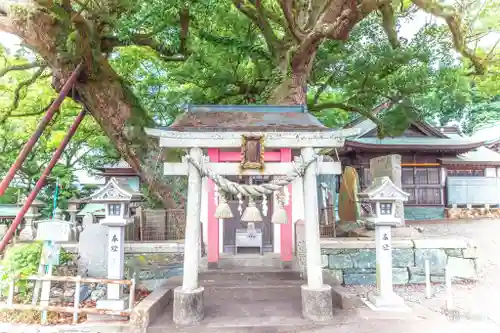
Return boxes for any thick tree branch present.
[411,0,486,75]
[279,0,305,42]
[0,65,48,123]
[232,0,282,59]
[379,3,399,49]
[309,101,394,136]
[0,61,46,78]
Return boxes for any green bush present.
[0,242,72,297]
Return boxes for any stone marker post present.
[84,177,142,312]
[101,220,127,302]
[358,177,409,310]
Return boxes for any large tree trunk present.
[1,6,177,208]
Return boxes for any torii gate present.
[147,127,358,324]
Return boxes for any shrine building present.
[146,105,358,323]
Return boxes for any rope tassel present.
[214,192,233,219]
[272,191,288,224]
[241,196,262,222]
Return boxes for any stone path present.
[345,218,500,329]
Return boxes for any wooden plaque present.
[241,135,264,170]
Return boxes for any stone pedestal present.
[173,286,204,325]
[301,284,334,321]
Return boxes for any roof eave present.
[344,140,485,152]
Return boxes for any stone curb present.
[0,322,134,333]
[131,282,175,330]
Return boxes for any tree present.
[0,0,497,206]
[0,51,119,211]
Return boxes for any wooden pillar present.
[280,148,293,265]
[207,148,220,267]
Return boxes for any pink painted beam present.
[218,151,281,162]
[280,148,293,263]
[207,148,220,265]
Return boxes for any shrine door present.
[223,175,274,254]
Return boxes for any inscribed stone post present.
[369,155,404,223]
[78,214,108,277]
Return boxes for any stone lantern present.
[19,198,44,241]
[86,177,142,311]
[358,177,409,310]
[66,197,80,241]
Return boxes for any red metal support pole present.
[0,63,84,196]
[0,109,87,253]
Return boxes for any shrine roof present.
[439,146,500,165]
[0,204,20,218]
[167,105,330,132]
[77,203,105,217]
[345,137,486,153]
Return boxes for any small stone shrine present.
[35,207,74,242]
[146,105,359,324]
[358,176,409,310]
[85,177,142,311]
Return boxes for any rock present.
[79,285,91,301]
[63,288,75,299]
[51,287,64,298]
[90,289,106,301]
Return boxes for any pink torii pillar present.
[206,149,293,267]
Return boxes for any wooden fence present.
[0,275,136,324]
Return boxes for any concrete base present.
[367,290,408,310]
[300,284,334,321]
[86,314,129,322]
[207,261,219,270]
[173,286,204,325]
[96,298,128,311]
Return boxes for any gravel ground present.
[344,218,500,327]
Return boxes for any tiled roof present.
[439,146,500,165]
[77,203,105,216]
[345,137,485,152]
[168,105,330,132]
[0,204,20,218]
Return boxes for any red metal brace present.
[0,109,87,253]
[0,62,84,196]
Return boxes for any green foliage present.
[0,242,72,297]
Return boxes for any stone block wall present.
[320,238,478,285]
[445,207,500,220]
